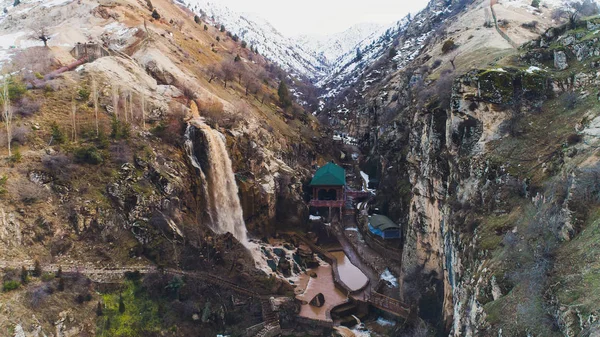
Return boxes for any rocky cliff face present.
[326,1,600,333]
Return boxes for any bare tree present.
[71,98,77,142]
[140,93,146,129]
[1,77,13,156]
[245,78,259,96]
[36,27,51,47]
[112,85,119,120]
[129,91,134,124]
[220,62,236,88]
[91,76,99,136]
[206,64,222,84]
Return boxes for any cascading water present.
[185,118,248,245]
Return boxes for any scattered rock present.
[554,51,568,70]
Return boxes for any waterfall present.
[184,119,248,245]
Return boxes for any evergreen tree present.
[356,47,362,61]
[33,259,42,277]
[96,302,103,316]
[388,48,397,59]
[58,277,65,291]
[119,295,125,313]
[531,0,540,7]
[220,24,225,32]
[13,0,20,6]
[241,40,247,48]
[194,15,201,24]
[234,54,241,62]
[151,9,160,20]
[277,81,292,109]
[20,266,28,284]
[56,266,62,278]
[204,24,208,31]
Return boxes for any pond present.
[330,251,369,292]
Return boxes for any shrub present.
[50,122,66,144]
[560,91,578,109]
[16,97,41,117]
[110,117,130,140]
[12,126,29,145]
[28,284,53,308]
[78,88,90,101]
[74,145,104,165]
[34,72,43,79]
[442,39,457,54]
[8,78,26,101]
[0,175,7,195]
[41,272,55,282]
[8,148,22,163]
[3,280,20,292]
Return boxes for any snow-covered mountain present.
[186,0,328,80]
[294,22,389,66]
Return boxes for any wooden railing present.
[309,200,344,207]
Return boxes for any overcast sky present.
[216,0,430,36]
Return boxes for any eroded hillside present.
[0,0,329,335]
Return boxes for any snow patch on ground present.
[309,215,322,221]
[376,317,396,327]
[526,66,543,73]
[42,0,71,8]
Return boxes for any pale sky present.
[217,0,430,36]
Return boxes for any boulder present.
[554,51,568,70]
[309,293,325,307]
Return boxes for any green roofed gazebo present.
[310,162,346,187]
[309,162,346,208]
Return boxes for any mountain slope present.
[186,0,328,80]
[294,22,388,66]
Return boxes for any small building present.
[368,215,401,240]
[310,162,346,204]
[308,161,346,223]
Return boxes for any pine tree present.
[118,295,125,313]
[241,41,247,48]
[56,266,62,278]
[58,277,65,291]
[356,47,362,61]
[20,266,28,284]
[33,259,42,277]
[194,15,201,24]
[389,48,397,59]
[234,54,241,62]
[151,9,160,20]
[13,0,20,6]
[96,302,103,316]
[531,0,540,7]
[220,24,225,32]
[277,81,292,109]
[204,24,208,31]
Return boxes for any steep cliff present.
[320,0,600,334]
